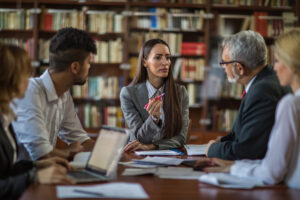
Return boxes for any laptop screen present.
[86,126,128,175]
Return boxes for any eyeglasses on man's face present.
[219,60,245,68]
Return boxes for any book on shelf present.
[180,58,205,81]
[0,38,34,59]
[129,32,182,55]
[76,105,123,129]
[38,38,123,63]
[40,8,86,31]
[71,76,121,99]
[181,42,206,55]
[86,11,123,33]
[187,83,202,106]
[212,0,292,7]
[214,109,238,132]
[0,9,34,30]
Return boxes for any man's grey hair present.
[222,30,267,70]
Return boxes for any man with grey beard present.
[205,30,290,160]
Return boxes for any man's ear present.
[70,61,80,74]
[236,63,245,76]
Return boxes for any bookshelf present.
[0,0,299,143]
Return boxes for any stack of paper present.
[184,144,207,155]
[135,150,183,156]
[119,156,185,168]
[69,152,91,168]
[56,182,149,199]
[198,173,264,189]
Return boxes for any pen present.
[144,93,165,109]
[73,189,104,197]
[169,148,184,155]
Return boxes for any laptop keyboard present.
[68,170,101,180]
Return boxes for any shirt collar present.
[245,75,257,93]
[41,70,59,102]
[146,80,164,99]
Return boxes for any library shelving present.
[0,0,299,143]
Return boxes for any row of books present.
[129,32,182,55]
[94,38,123,63]
[76,105,123,128]
[221,81,244,99]
[219,12,295,37]
[86,11,123,33]
[0,10,34,30]
[71,76,121,99]
[186,83,203,106]
[213,0,292,7]
[40,8,85,31]
[0,38,34,59]
[181,42,206,55]
[173,58,205,81]
[130,8,205,31]
[214,109,238,132]
[38,38,123,63]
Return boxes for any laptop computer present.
[67,126,129,183]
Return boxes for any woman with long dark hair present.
[120,39,189,151]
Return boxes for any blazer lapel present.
[0,123,14,166]
[135,83,150,120]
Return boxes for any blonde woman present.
[196,28,300,189]
[0,44,73,199]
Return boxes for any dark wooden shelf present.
[212,5,293,12]
[38,0,126,6]
[0,29,33,39]
[177,79,203,84]
[39,30,124,40]
[130,28,205,34]
[207,97,241,110]
[73,98,120,106]
[129,53,205,58]
[129,2,206,9]
[90,63,123,77]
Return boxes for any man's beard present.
[74,77,87,85]
[227,66,240,83]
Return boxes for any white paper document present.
[184,144,207,156]
[133,156,184,166]
[198,173,264,189]
[56,182,149,199]
[122,167,204,180]
[119,161,161,168]
[135,150,183,156]
[69,152,91,168]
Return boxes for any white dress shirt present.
[12,70,90,160]
[230,89,300,189]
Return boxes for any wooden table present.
[20,153,300,200]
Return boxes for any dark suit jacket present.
[0,122,34,200]
[208,65,290,160]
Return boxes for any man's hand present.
[36,165,75,184]
[206,140,217,156]
[195,157,235,173]
[123,140,156,152]
[34,157,72,170]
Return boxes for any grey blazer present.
[120,82,189,149]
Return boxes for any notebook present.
[67,126,129,183]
